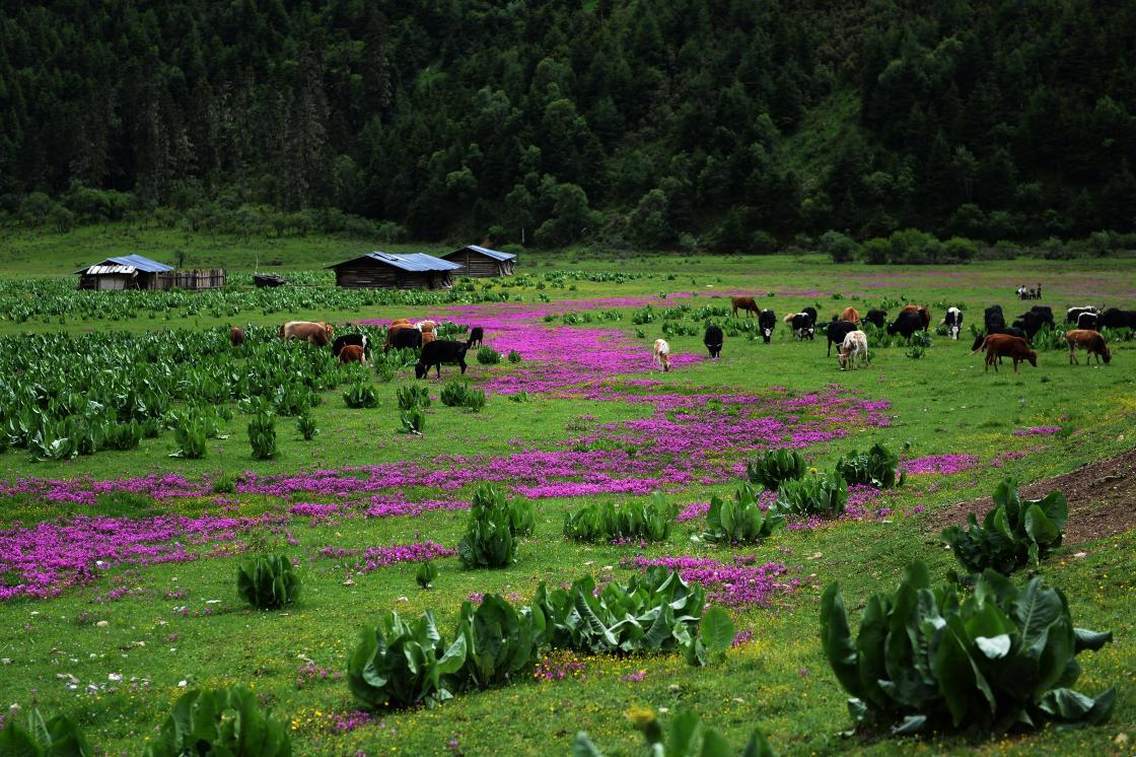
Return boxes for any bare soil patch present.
[925,447,1136,544]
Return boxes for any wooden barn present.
[76,254,226,291]
[441,245,517,277]
[327,251,461,289]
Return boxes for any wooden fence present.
[156,269,226,290]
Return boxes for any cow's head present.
[762,328,772,343]
[323,323,334,337]
[414,362,427,379]
[1026,350,1038,367]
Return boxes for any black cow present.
[1077,312,1099,330]
[332,333,369,358]
[802,306,818,324]
[1066,306,1098,324]
[887,311,923,340]
[1012,311,1049,340]
[467,326,484,348]
[758,309,776,343]
[703,324,724,359]
[789,313,815,340]
[984,305,1005,333]
[826,320,859,357]
[864,309,888,329]
[388,327,423,351]
[943,307,964,340]
[1028,306,1055,327]
[415,339,471,379]
[1098,308,1136,329]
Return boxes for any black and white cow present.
[825,319,860,357]
[703,324,724,359]
[786,311,816,340]
[332,333,369,359]
[1076,312,1099,330]
[758,309,776,343]
[943,307,964,340]
[1066,306,1098,325]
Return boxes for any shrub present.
[398,407,425,435]
[458,484,519,568]
[698,483,784,544]
[775,471,847,517]
[247,413,277,459]
[440,380,487,411]
[416,560,437,590]
[746,449,806,490]
[835,442,901,489]
[461,387,486,412]
[564,492,676,543]
[142,686,291,756]
[820,230,860,263]
[454,594,544,689]
[507,350,522,363]
[343,382,378,408]
[941,479,1067,575]
[397,384,430,410]
[0,708,92,755]
[172,414,208,459]
[237,554,300,609]
[212,471,237,494]
[296,413,318,440]
[477,347,502,365]
[574,708,773,757]
[102,420,142,451]
[347,610,467,709]
[821,562,1115,735]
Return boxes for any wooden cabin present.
[76,255,226,291]
[441,245,517,277]
[327,252,461,289]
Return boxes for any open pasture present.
[0,253,1133,755]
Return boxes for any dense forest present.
[1,0,1134,249]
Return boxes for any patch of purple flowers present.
[358,542,454,573]
[901,454,979,475]
[625,555,796,607]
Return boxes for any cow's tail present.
[783,313,795,324]
[970,335,989,354]
[277,324,285,339]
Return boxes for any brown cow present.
[839,306,860,325]
[979,333,1037,373]
[338,344,366,365]
[731,296,760,317]
[1066,329,1111,365]
[417,320,438,346]
[279,321,333,346]
[230,326,245,346]
[901,304,931,331]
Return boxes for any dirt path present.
[925,447,1136,544]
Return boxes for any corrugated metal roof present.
[86,265,137,275]
[327,252,462,272]
[449,245,516,262]
[76,254,174,274]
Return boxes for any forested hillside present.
[2,0,1134,248]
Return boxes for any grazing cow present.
[1076,312,1099,330]
[653,338,672,372]
[338,344,366,365]
[279,321,333,346]
[886,311,924,340]
[415,339,472,379]
[333,333,369,359]
[785,312,816,340]
[1066,306,1098,324]
[387,326,423,351]
[467,327,484,348]
[802,306,818,324]
[838,330,869,370]
[943,307,964,340]
[1012,311,1048,340]
[230,326,245,347]
[703,324,724,359]
[826,319,859,357]
[1098,308,1136,329]
[417,320,438,346]
[1066,329,1111,365]
[731,296,760,317]
[984,305,1006,333]
[839,306,861,325]
[1028,306,1055,327]
[976,334,1037,373]
[970,327,1027,356]
[864,309,888,329]
[758,309,776,343]
[901,304,931,331]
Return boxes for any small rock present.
[95,621,109,628]
[1074,552,1088,559]
[108,673,122,682]
[177,679,188,688]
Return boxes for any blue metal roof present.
[77,254,174,274]
[451,245,516,262]
[329,252,461,272]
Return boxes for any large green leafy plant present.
[458,484,523,568]
[455,594,546,689]
[574,708,774,757]
[774,470,847,516]
[941,479,1068,575]
[347,610,467,709]
[0,709,92,756]
[820,562,1114,735]
[697,483,784,544]
[247,412,277,459]
[835,442,901,489]
[746,449,806,490]
[237,554,301,610]
[564,492,676,543]
[142,686,291,756]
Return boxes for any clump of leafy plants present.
[563,492,677,543]
[397,384,430,410]
[774,470,847,517]
[476,346,502,364]
[0,708,91,755]
[835,442,901,489]
[746,449,806,490]
[439,379,487,411]
[821,562,1114,736]
[458,484,522,568]
[296,413,318,440]
[247,412,277,459]
[171,413,208,459]
[507,350,522,363]
[102,420,142,450]
[143,686,291,756]
[941,478,1067,575]
[343,382,378,408]
[212,471,237,494]
[398,407,426,435]
[697,483,784,544]
[416,560,437,590]
[454,594,545,689]
[237,554,300,609]
[574,707,774,757]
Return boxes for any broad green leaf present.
[700,607,735,654]
[975,634,1011,659]
[1073,628,1112,652]
[819,583,863,699]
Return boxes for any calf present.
[978,334,1037,373]
[758,309,776,343]
[333,333,369,358]
[864,309,888,329]
[983,305,1006,333]
[417,321,438,346]
[467,327,484,348]
[837,330,869,370]
[653,338,672,372]
[839,306,860,325]
[703,324,724,359]
[387,326,423,351]
[886,311,923,340]
[826,319,859,357]
[415,339,471,379]
[338,344,366,365]
[731,296,760,317]
[230,326,245,347]
[943,307,963,340]
[1066,329,1111,365]
[785,312,815,340]
[279,321,333,346]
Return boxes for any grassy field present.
[0,235,1134,755]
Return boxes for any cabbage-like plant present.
[102,420,141,450]
[476,347,502,364]
[0,708,92,756]
[574,708,774,757]
[454,594,545,689]
[507,350,522,363]
[440,380,472,407]
[397,384,430,410]
[416,560,437,589]
[942,479,1067,574]
[835,442,901,489]
[296,413,318,440]
[821,562,1114,736]
[746,449,806,490]
[774,470,847,517]
[398,407,425,435]
[347,610,467,709]
[142,686,291,756]
[248,412,277,459]
[458,484,517,568]
[564,492,676,543]
[698,483,784,544]
[343,382,378,409]
[466,484,534,538]
[237,554,300,609]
